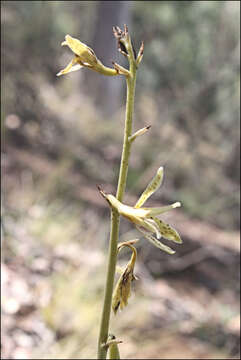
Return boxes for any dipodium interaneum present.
[99,166,182,255]
[112,240,139,314]
[57,25,182,360]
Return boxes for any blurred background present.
[1,1,240,359]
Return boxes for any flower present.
[57,35,117,77]
[99,166,182,254]
[112,241,138,314]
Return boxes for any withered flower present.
[113,24,144,66]
[112,241,138,314]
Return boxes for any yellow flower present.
[57,35,117,77]
[99,166,182,254]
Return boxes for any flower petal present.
[136,226,175,254]
[62,35,97,66]
[143,202,181,217]
[152,217,182,243]
[135,166,164,208]
[105,194,150,219]
[63,35,88,55]
[143,218,162,239]
[56,57,83,76]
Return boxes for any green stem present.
[116,66,136,201]
[109,342,121,359]
[97,52,137,359]
[94,61,118,76]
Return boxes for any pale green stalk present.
[109,341,121,359]
[97,47,137,359]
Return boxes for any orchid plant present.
[57,25,182,360]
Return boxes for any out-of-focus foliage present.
[2,1,96,151]
[134,2,238,88]
[2,1,240,360]
[2,1,239,229]
[132,1,240,229]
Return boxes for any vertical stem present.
[97,56,137,359]
[116,64,137,202]
[97,208,120,360]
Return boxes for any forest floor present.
[2,146,240,360]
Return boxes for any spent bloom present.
[99,166,182,254]
[57,35,118,77]
[112,241,138,314]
